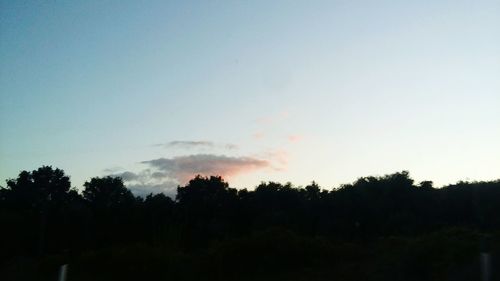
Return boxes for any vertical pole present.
[58,264,68,281]
[480,253,491,281]
[480,236,491,281]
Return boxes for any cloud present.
[112,171,140,181]
[107,154,271,196]
[287,135,303,143]
[127,181,178,198]
[154,140,238,151]
[260,149,289,171]
[224,143,239,150]
[142,154,270,184]
[102,167,125,174]
[106,169,177,197]
[156,140,214,149]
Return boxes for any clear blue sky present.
[1,0,499,195]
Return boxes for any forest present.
[1,166,499,280]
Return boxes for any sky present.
[1,0,499,196]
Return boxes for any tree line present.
[1,166,499,280]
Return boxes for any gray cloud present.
[106,153,274,197]
[127,181,178,198]
[142,154,269,184]
[224,143,239,150]
[154,140,238,151]
[112,171,140,181]
[151,171,168,179]
[162,140,214,148]
[102,167,125,174]
[105,169,175,197]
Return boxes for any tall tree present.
[2,166,71,209]
[83,176,135,209]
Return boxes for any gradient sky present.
[1,0,499,195]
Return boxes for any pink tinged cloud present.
[259,149,289,171]
[287,135,303,143]
[142,154,270,184]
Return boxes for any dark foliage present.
[1,166,499,280]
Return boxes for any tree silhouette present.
[1,167,500,281]
[2,166,71,209]
[83,176,135,209]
